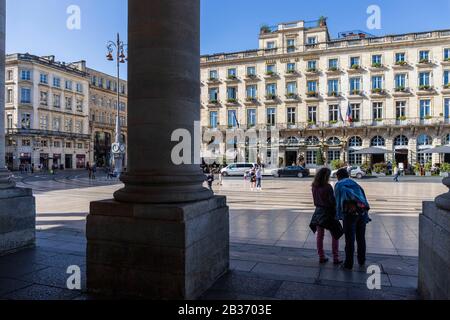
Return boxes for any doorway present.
[285,151,298,167]
[395,150,409,168]
[372,154,385,164]
[65,154,73,169]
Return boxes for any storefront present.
[20,153,32,166]
[53,154,62,168]
[76,155,86,169]
[40,153,49,170]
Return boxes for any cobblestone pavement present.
[1,174,444,299]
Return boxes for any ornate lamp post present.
[106,33,127,176]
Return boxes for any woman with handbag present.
[310,168,344,264]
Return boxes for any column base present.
[86,196,229,299]
[0,188,36,256]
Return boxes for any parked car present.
[221,163,256,177]
[273,166,310,178]
[331,166,366,179]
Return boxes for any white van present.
[221,163,256,177]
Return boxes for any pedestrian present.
[250,168,257,191]
[31,163,34,174]
[218,166,223,186]
[206,170,214,192]
[334,168,371,270]
[310,168,344,265]
[92,164,97,180]
[393,166,400,182]
[87,162,92,180]
[387,161,393,176]
[256,165,263,191]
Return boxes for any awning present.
[353,147,394,155]
[418,146,450,154]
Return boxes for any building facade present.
[5,54,90,171]
[87,68,127,168]
[200,19,450,170]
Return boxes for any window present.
[287,107,296,124]
[40,91,48,106]
[372,54,382,66]
[394,135,409,147]
[247,109,256,127]
[65,97,73,110]
[306,136,320,146]
[443,133,450,145]
[349,77,361,93]
[40,73,48,84]
[307,37,317,45]
[246,66,256,76]
[228,109,237,127]
[227,87,237,100]
[445,48,450,60]
[420,100,431,119]
[306,151,317,165]
[266,41,276,49]
[372,76,383,90]
[53,94,61,108]
[66,142,72,149]
[266,64,276,74]
[327,137,341,146]
[349,136,363,147]
[419,72,431,87]
[444,70,449,86]
[77,143,83,149]
[21,113,31,129]
[348,150,362,166]
[286,63,296,72]
[6,114,12,129]
[328,79,339,94]
[120,84,126,94]
[351,104,361,122]
[208,88,218,102]
[53,77,61,88]
[91,76,97,85]
[106,80,111,90]
[266,83,277,95]
[65,80,73,90]
[266,108,276,126]
[396,101,406,119]
[307,60,317,71]
[327,150,341,163]
[246,85,257,99]
[227,68,237,78]
[371,136,385,147]
[445,98,450,119]
[287,39,296,52]
[419,50,430,62]
[350,56,360,67]
[20,88,31,104]
[209,70,218,80]
[307,81,317,93]
[21,70,31,81]
[98,78,104,88]
[6,88,13,103]
[328,58,338,69]
[22,139,31,147]
[76,83,83,93]
[39,115,48,130]
[395,74,407,89]
[53,117,61,131]
[328,105,339,122]
[308,106,317,124]
[6,69,13,81]
[286,137,299,145]
[75,121,83,134]
[395,52,406,63]
[64,119,73,132]
[286,82,297,94]
[418,134,432,146]
[373,102,383,120]
[76,99,83,112]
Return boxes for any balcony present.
[417,85,437,95]
[326,67,341,75]
[395,117,409,126]
[348,90,364,98]
[6,128,90,140]
[392,87,412,97]
[207,77,221,85]
[264,94,278,103]
[305,68,320,77]
[285,70,299,78]
[416,59,434,68]
[225,75,240,83]
[264,71,279,79]
[369,63,386,71]
[244,97,258,105]
[326,91,341,99]
[370,88,387,97]
[207,100,220,107]
[244,74,259,82]
[441,58,450,66]
[305,91,320,102]
[225,98,239,106]
[442,84,450,93]
[285,93,300,101]
[347,65,364,74]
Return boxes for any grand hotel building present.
[200,19,450,169]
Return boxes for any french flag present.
[346,103,353,123]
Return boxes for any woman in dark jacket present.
[310,168,343,264]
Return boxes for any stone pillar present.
[419,178,450,299]
[86,0,229,299]
[0,0,36,255]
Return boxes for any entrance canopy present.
[353,147,394,155]
[418,146,450,154]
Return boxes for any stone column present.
[87,0,229,299]
[0,0,36,255]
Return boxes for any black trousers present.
[343,214,366,268]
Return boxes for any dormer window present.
[266,41,276,49]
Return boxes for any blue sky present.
[6,0,450,77]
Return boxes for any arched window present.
[286,136,299,145]
[305,136,320,146]
[443,134,450,145]
[348,136,362,148]
[417,134,432,146]
[327,137,341,146]
[394,135,409,147]
[371,136,385,147]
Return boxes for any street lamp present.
[106,33,127,177]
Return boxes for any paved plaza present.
[0,170,446,299]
